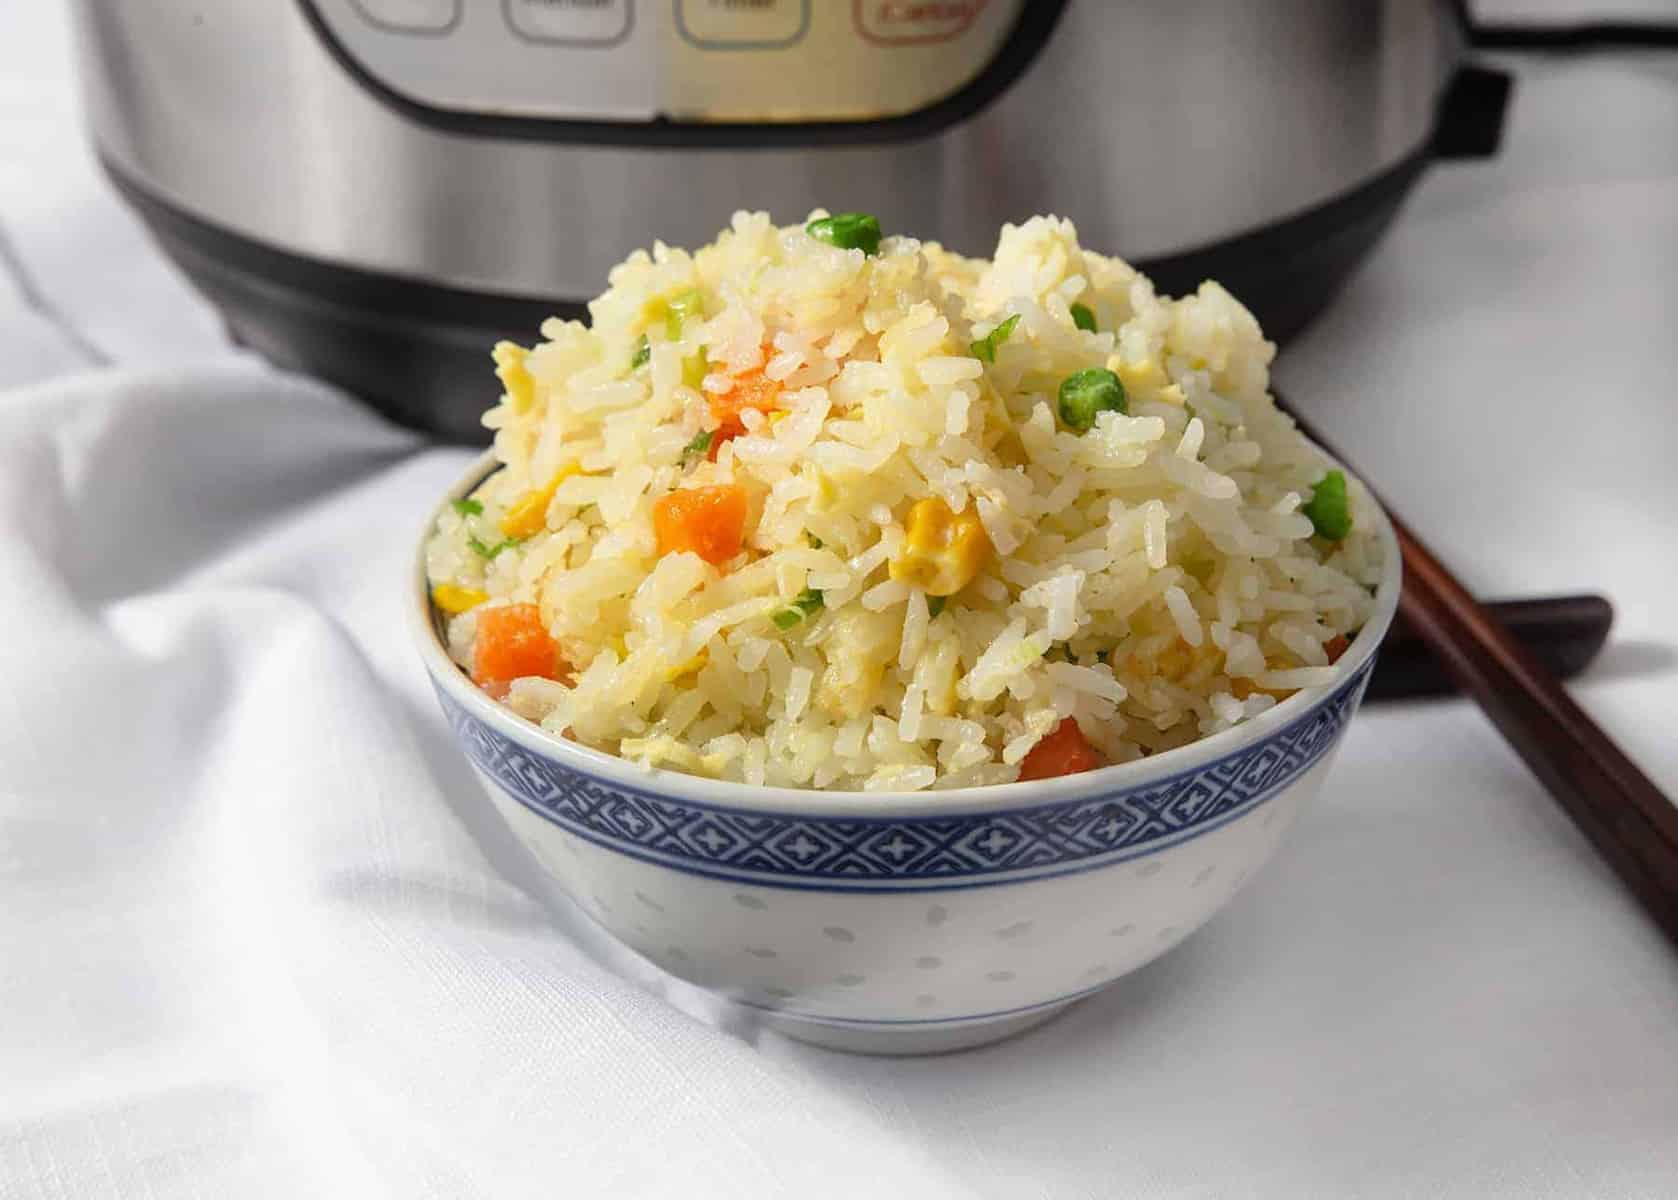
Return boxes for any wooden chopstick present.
[1283,406,1678,948]
[1368,593,1614,701]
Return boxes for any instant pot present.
[69,1,1508,441]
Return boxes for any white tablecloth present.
[4,6,1676,1197]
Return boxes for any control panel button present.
[349,0,459,34]
[505,0,633,45]
[854,0,984,46]
[677,0,808,49]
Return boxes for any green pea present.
[1303,469,1352,541]
[1070,302,1097,332]
[1057,367,1128,432]
[805,213,882,256]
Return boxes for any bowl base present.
[755,997,1082,1056]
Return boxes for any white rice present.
[425,212,1382,789]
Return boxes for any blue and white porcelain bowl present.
[412,454,1401,1055]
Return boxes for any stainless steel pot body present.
[68,1,1465,438]
[73,0,1457,296]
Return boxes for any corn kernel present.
[1157,383,1186,407]
[665,650,708,682]
[890,497,992,597]
[499,487,552,540]
[1112,356,1165,397]
[1128,637,1216,682]
[1231,678,1290,702]
[640,297,670,328]
[1156,640,1194,679]
[432,583,488,614]
[499,463,583,539]
[492,342,536,413]
[810,472,839,512]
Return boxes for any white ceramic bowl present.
[412,453,1401,1055]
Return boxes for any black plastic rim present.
[107,133,1434,442]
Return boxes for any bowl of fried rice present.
[412,212,1399,1053]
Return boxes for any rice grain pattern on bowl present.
[414,212,1400,1052]
[425,213,1385,791]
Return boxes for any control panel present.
[309,0,1029,125]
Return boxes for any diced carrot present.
[1017,718,1107,782]
[705,364,780,458]
[708,364,780,425]
[1323,634,1351,664]
[653,484,750,566]
[708,416,746,461]
[472,603,563,699]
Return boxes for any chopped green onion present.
[630,335,650,369]
[681,430,714,462]
[451,497,483,517]
[927,595,946,618]
[772,587,825,630]
[969,313,1021,364]
[805,212,882,255]
[681,347,709,390]
[794,587,825,614]
[1057,367,1128,432]
[468,535,522,560]
[1069,302,1097,332]
[1303,469,1352,541]
[665,288,703,339]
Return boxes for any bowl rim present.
[411,449,1401,819]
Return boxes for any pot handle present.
[1432,64,1514,160]
[1442,12,1678,160]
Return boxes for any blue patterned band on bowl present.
[436,653,1374,894]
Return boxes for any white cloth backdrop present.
[4,6,1677,1198]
